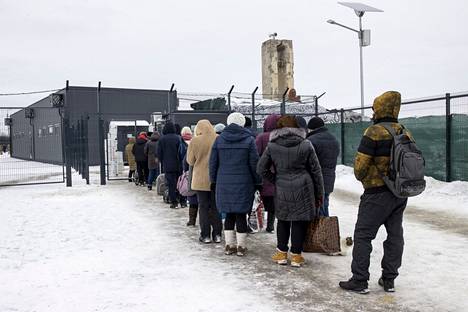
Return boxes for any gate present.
[1,106,66,187]
[104,119,150,181]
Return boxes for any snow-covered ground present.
[1,168,468,312]
[335,165,468,220]
[0,153,64,185]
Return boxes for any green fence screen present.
[327,114,468,182]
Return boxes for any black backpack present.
[380,123,426,198]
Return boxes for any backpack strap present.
[375,122,399,179]
[379,122,398,139]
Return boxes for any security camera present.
[269,32,277,39]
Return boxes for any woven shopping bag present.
[303,216,341,253]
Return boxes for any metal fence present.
[3,88,467,186]
[0,107,65,186]
[321,93,468,182]
[177,90,468,182]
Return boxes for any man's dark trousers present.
[351,190,407,281]
[165,172,179,204]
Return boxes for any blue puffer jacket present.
[306,127,340,194]
[209,123,261,214]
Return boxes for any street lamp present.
[328,2,383,116]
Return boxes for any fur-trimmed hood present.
[270,127,306,147]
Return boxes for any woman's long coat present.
[257,127,324,221]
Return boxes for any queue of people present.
[123,91,410,294]
[125,112,332,261]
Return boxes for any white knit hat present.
[227,112,246,127]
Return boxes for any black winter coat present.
[306,127,340,194]
[132,138,148,162]
[257,127,324,221]
[157,122,182,173]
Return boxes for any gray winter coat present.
[145,133,160,170]
[257,127,324,221]
[306,127,340,194]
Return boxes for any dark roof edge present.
[67,85,173,93]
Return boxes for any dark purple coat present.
[255,114,280,197]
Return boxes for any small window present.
[38,129,43,137]
[48,125,54,135]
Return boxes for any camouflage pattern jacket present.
[354,91,412,193]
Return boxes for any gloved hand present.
[315,196,323,209]
[255,184,263,192]
[210,183,216,191]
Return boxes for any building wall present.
[10,86,177,166]
[66,87,177,165]
[261,39,294,100]
[10,96,63,164]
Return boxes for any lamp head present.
[327,19,336,24]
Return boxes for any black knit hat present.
[307,117,325,130]
[244,116,252,128]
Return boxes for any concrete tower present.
[261,38,294,100]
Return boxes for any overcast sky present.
[1,0,468,110]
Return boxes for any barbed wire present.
[0,89,61,96]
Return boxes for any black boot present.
[339,279,369,294]
[266,211,275,233]
[378,277,395,292]
[187,205,198,226]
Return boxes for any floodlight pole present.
[327,15,365,116]
[358,14,365,116]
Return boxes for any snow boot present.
[148,185,152,191]
[339,279,369,294]
[378,277,395,292]
[236,232,247,256]
[272,249,288,265]
[186,205,198,226]
[170,202,178,209]
[290,253,305,267]
[224,230,237,255]
[266,211,275,233]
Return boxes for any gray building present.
[10,85,178,165]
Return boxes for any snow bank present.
[334,165,468,219]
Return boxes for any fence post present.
[84,114,90,185]
[315,96,319,117]
[64,80,72,187]
[251,86,258,130]
[340,108,345,165]
[77,121,81,176]
[227,85,234,113]
[80,117,85,178]
[167,83,175,114]
[446,93,452,182]
[315,92,326,117]
[281,88,289,115]
[97,81,106,185]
